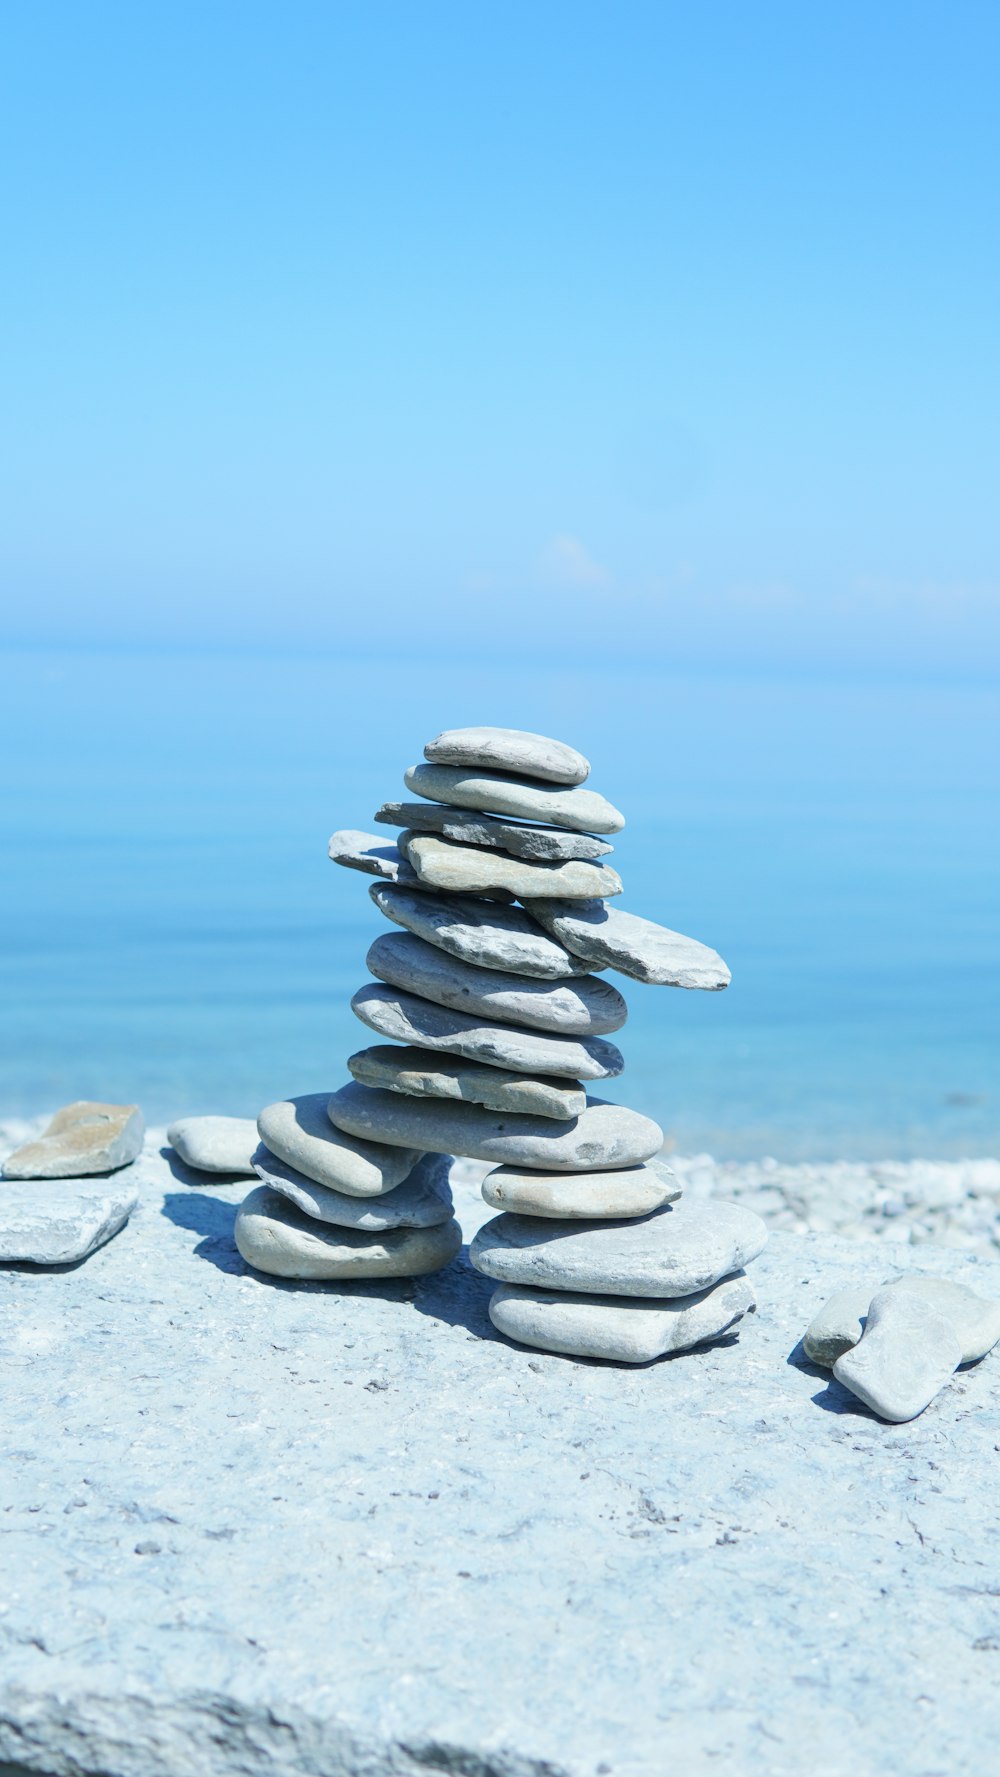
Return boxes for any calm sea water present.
[2,647,997,1160]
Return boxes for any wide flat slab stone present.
[531,898,732,988]
[348,1044,586,1121]
[0,1175,139,1264]
[252,1147,455,1230]
[167,1115,259,1175]
[423,725,591,784]
[402,831,622,902]
[488,1273,756,1363]
[404,761,625,834]
[328,1084,663,1172]
[257,1092,422,1197]
[366,930,628,1036]
[370,881,597,978]
[351,982,625,1080]
[2,1145,999,1777]
[2,1100,145,1178]
[374,800,613,861]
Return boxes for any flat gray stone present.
[348,1044,586,1121]
[366,931,628,1037]
[2,1100,145,1178]
[328,1084,663,1172]
[351,982,625,1080]
[235,1185,462,1280]
[833,1287,963,1422]
[804,1283,875,1365]
[489,1273,756,1363]
[404,761,625,834]
[375,800,613,861]
[257,1092,422,1198]
[531,899,732,988]
[369,881,597,979]
[471,1197,767,1297]
[4,1177,1000,1777]
[806,1275,1000,1369]
[424,725,590,785]
[0,1175,138,1264]
[166,1115,259,1175]
[482,1155,681,1219]
[327,829,423,883]
[252,1146,455,1230]
[401,831,622,901]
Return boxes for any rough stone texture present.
[2,1140,999,1777]
[833,1286,964,1422]
[531,899,732,988]
[404,760,625,834]
[423,724,591,784]
[2,1101,144,1179]
[235,1185,462,1280]
[369,882,597,979]
[481,1155,681,1219]
[471,1197,766,1297]
[366,930,628,1036]
[351,982,625,1080]
[401,831,623,902]
[489,1273,756,1363]
[0,1175,139,1264]
[374,800,613,861]
[257,1093,421,1198]
[252,1147,455,1230]
[166,1115,259,1175]
[348,1044,586,1122]
[328,1084,664,1172]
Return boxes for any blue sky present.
[2,0,998,675]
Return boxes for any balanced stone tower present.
[247,724,766,1361]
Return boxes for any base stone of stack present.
[348,1044,587,1121]
[234,1185,462,1279]
[488,1273,756,1362]
[252,1147,455,1230]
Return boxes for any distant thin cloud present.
[537,533,610,589]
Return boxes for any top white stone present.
[424,726,590,785]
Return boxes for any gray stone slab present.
[2,1153,1000,1777]
[252,1146,455,1230]
[804,1275,1000,1368]
[833,1287,963,1422]
[489,1273,756,1363]
[401,831,622,901]
[374,800,613,861]
[327,828,424,883]
[482,1155,681,1219]
[328,1085,663,1171]
[2,1100,145,1178]
[348,1044,586,1121]
[471,1197,766,1297]
[424,724,591,784]
[404,760,625,834]
[0,1175,139,1265]
[166,1115,259,1175]
[366,931,628,1037]
[235,1185,462,1280]
[531,898,732,988]
[351,982,625,1080]
[257,1092,422,1198]
[369,881,597,979]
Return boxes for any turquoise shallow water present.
[2,647,997,1160]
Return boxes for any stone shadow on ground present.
[786,1335,873,1416]
[409,1245,498,1341]
[161,1189,246,1274]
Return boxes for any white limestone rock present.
[348,1044,586,1121]
[531,899,731,989]
[351,982,625,1080]
[234,1185,462,1280]
[401,832,622,901]
[327,1084,663,1172]
[251,1145,455,1230]
[166,1115,259,1176]
[2,1100,145,1179]
[482,1155,680,1219]
[471,1197,767,1298]
[369,882,597,979]
[833,1287,963,1422]
[366,931,628,1037]
[489,1273,756,1364]
[424,725,590,785]
[404,761,625,834]
[374,800,613,861]
[806,1275,1000,1369]
[0,1176,139,1264]
[257,1092,422,1198]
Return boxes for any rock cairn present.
[304,724,766,1359]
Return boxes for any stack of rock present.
[315,725,767,1362]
